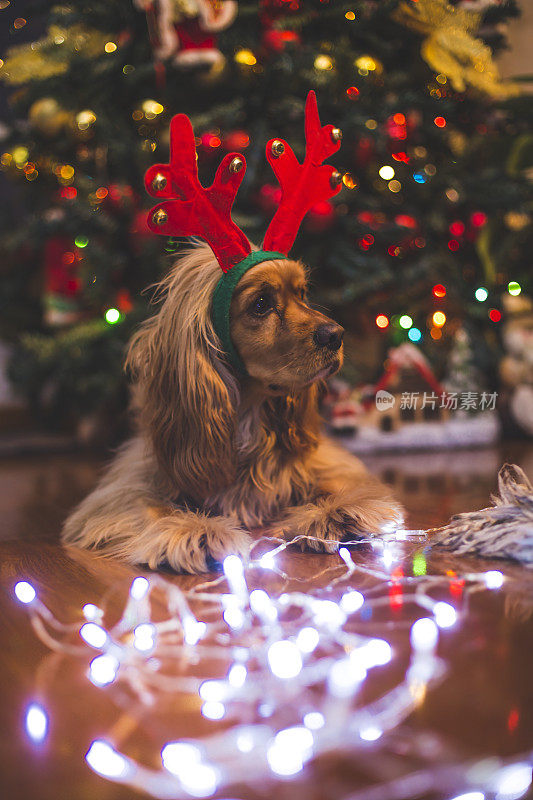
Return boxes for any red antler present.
[263,90,342,254]
[145,114,251,273]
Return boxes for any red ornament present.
[489,308,501,322]
[433,284,446,299]
[346,86,360,100]
[262,28,300,52]
[224,130,250,151]
[394,214,417,229]
[471,211,488,228]
[449,220,465,236]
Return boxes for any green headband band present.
[212,250,287,374]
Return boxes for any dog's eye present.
[250,294,274,316]
[299,288,307,301]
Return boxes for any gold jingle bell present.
[330,170,342,188]
[271,140,285,158]
[152,173,167,191]
[152,208,168,226]
[229,157,244,174]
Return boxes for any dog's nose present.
[313,322,344,351]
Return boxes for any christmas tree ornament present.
[28,98,70,137]
[134,0,237,67]
[394,0,519,97]
[145,90,342,373]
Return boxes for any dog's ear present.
[266,385,321,456]
[126,284,238,502]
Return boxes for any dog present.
[63,241,403,572]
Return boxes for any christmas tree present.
[0,0,531,433]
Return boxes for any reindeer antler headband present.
[145,91,342,373]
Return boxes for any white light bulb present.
[82,603,102,621]
[223,605,245,630]
[183,618,206,645]
[493,762,532,800]
[275,725,313,754]
[237,731,255,753]
[268,640,303,679]
[162,742,201,774]
[130,576,149,600]
[304,711,325,730]
[485,570,504,590]
[296,626,320,653]
[201,701,225,720]
[434,601,457,629]
[356,638,392,668]
[199,680,226,702]
[25,703,48,742]
[133,622,156,652]
[313,599,346,628]
[86,740,129,778]
[360,725,383,741]
[14,581,36,604]
[180,764,218,798]
[328,657,366,697]
[449,793,485,800]
[223,555,247,599]
[259,552,275,569]
[89,654,119,687]
[340,590,364,614]
[228,663,247,688]
[249,589,277,621]
[80,622,108,649]
[410,618,438,652]
[267,745,304,776]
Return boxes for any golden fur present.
[63,242,403,572]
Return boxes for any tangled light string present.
[14,532,532,800]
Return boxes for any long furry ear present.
[263,384,321,456]
[126,243,239,501]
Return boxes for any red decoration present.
[489,308,501,322]
[43,236,83,326]
[145,113,249,272]
[135,0,237,68]
[263,91,342,253]
[433,284,446,299]
[145,91,341,270]
[449,220,465,236]
[471,211,488,228]
[224,130,250,151]
[262,28,300,52]
[395,214,417,229]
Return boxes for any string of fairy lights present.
[12,531,532,800]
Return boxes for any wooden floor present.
[1,441,533,800]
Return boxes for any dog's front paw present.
[272,491,404,554]
[128,512,252,573]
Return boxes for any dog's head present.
[127,244,339,499]
[230,257,343,395]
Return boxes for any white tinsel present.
[433,464,533,565]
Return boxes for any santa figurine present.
[135,0,238,67]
